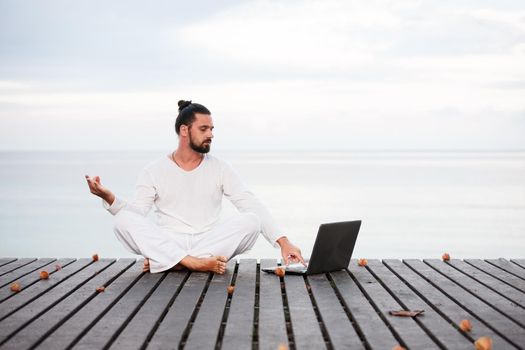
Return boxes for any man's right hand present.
[85,175,115,205]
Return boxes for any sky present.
[0,0,524,151]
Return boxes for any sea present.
[1,150,524,260]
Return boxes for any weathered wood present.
[465,259,525,293]
[146,270,209,349]
[0,259,114,345]
[73,268,164,349]
[384,259,516,349]
[330,269,399,349]
[37,260,145,349]
[367,259,473,349]
[0,257,523,349]
[0,259,92,319]
[348,259,440,349]
[0,258,17,268]
[0,258,37,276]
[0,258,56,287]
[110,270,188,350]
[404,259,523,347]
[258,259,289,350]
[285,273,326,349]
[486,258,525,280]
[511,259,525,270]
[0,258,75,303]
[221,259,257,349]
[447,259,525,307]
[2,259,135,349]
[183,261,236,349]
[424,259,525,326]
[307,272,365,349]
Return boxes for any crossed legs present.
[113,210,261,274]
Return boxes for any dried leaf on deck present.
[389,309,425,317]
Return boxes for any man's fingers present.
[283,255,289,266]
[299,255,307,266]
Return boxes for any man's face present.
[188,113,214,154]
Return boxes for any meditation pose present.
[85,100,305,274]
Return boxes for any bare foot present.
[180,255,228,274]
[143,258,150,272]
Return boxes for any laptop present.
[262,220,362,275]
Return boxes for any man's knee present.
[113,209,138,233]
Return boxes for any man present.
[85,100,305,274]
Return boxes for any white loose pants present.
[113,209,261,273]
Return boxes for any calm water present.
[1,150,524,260]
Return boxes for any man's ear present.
[180,124,188,137]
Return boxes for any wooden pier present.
[0,257,524,349]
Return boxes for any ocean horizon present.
[1,150,524,260]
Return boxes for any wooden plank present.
[0,258,37,276]
[0,258,17,268]
[257,259,288,350]
[447,259,525,307]
[348,259,440,349]
[37,260,144,349]
[330,268,400,349]
[511,259,525,270]
[486,258,525,280]
[221,259,257,349]
[285,273,326,349]
[0,258,56,287]
[465,259,525,293]
[146,271,210,349]
[0,259,114,346]
[0,258,75,303]
[1,259,135,349]
[367,259,473,350]
[404,259,523,347]
[425,259,525,326]
[110,270,189,350]
[74,269,164,349]
[307,272,365,349]
[384,259,516,349]
[183,261,235,349]
[0,258,92,319]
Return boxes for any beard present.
[189,130,211,154]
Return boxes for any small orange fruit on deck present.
[459,319,472,332]
[277,343,288,350]
[10,282,21,292]
[227,285,235,295]
[92,254,99,262]
[358,258,368,266]
[96,286,105,292]
[39,270,49,280]
[442,253,450,261]
[475,336,493,350]
[275,267,286,278]
[392,346,406,350]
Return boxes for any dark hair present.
[175,100,211,135]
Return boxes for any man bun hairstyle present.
[175,100,211,135]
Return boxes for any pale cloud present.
[0,0,524,150]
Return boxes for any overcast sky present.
[1,0,524,151]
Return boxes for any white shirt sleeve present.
[221,161,283,248]
[102,168,157,217]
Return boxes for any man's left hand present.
[277,236,306,266]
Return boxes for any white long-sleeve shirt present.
[103,154,282,247]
